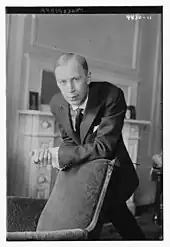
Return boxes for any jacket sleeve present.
[57,88,127,169]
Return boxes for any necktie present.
[75,108,83,138]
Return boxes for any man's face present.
[55,59,90,106]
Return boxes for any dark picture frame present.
[29,91,39,110]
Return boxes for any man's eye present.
[60,80,66,84]
[73,77,81,81]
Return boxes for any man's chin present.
[69,101,80,106]
[66,99,80,106]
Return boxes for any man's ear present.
[87,72,91,85]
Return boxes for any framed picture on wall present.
[29,91,39,110]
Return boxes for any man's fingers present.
[39,150,44,163]
[44,149,48,160]
[43,149,50,165]
[33,149,52,165]
[33,149,42,163]
[47,151,52,165]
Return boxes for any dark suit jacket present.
[50,81,139,205]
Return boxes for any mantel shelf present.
[124,119,151,125]
[18,110,53,116]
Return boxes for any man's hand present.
[33,147,60,169]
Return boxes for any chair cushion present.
[36,159,110,231]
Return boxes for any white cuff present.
[49,147,60,169]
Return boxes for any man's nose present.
[68,81,75,93]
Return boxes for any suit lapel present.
[80,84,101,143]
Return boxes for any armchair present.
[7,158,116,240]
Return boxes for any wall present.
[34,14,135,69]
[134,15,162,205]
[6,14,162,205]
[6,15,25,194]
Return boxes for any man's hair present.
[55,53,89,75]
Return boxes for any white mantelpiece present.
[122,119,150,214]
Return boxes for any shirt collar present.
[71,94,88,112]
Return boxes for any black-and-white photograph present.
[6,6,163,241]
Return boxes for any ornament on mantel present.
[125,105,136,120]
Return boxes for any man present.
[35,53,145,240]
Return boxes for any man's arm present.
[57,88,127,169]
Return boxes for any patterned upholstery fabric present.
[37,159,110,231]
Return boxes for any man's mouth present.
[68,95,78,100]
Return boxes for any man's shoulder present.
[90,81,119,90]
[90,81,121,99]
